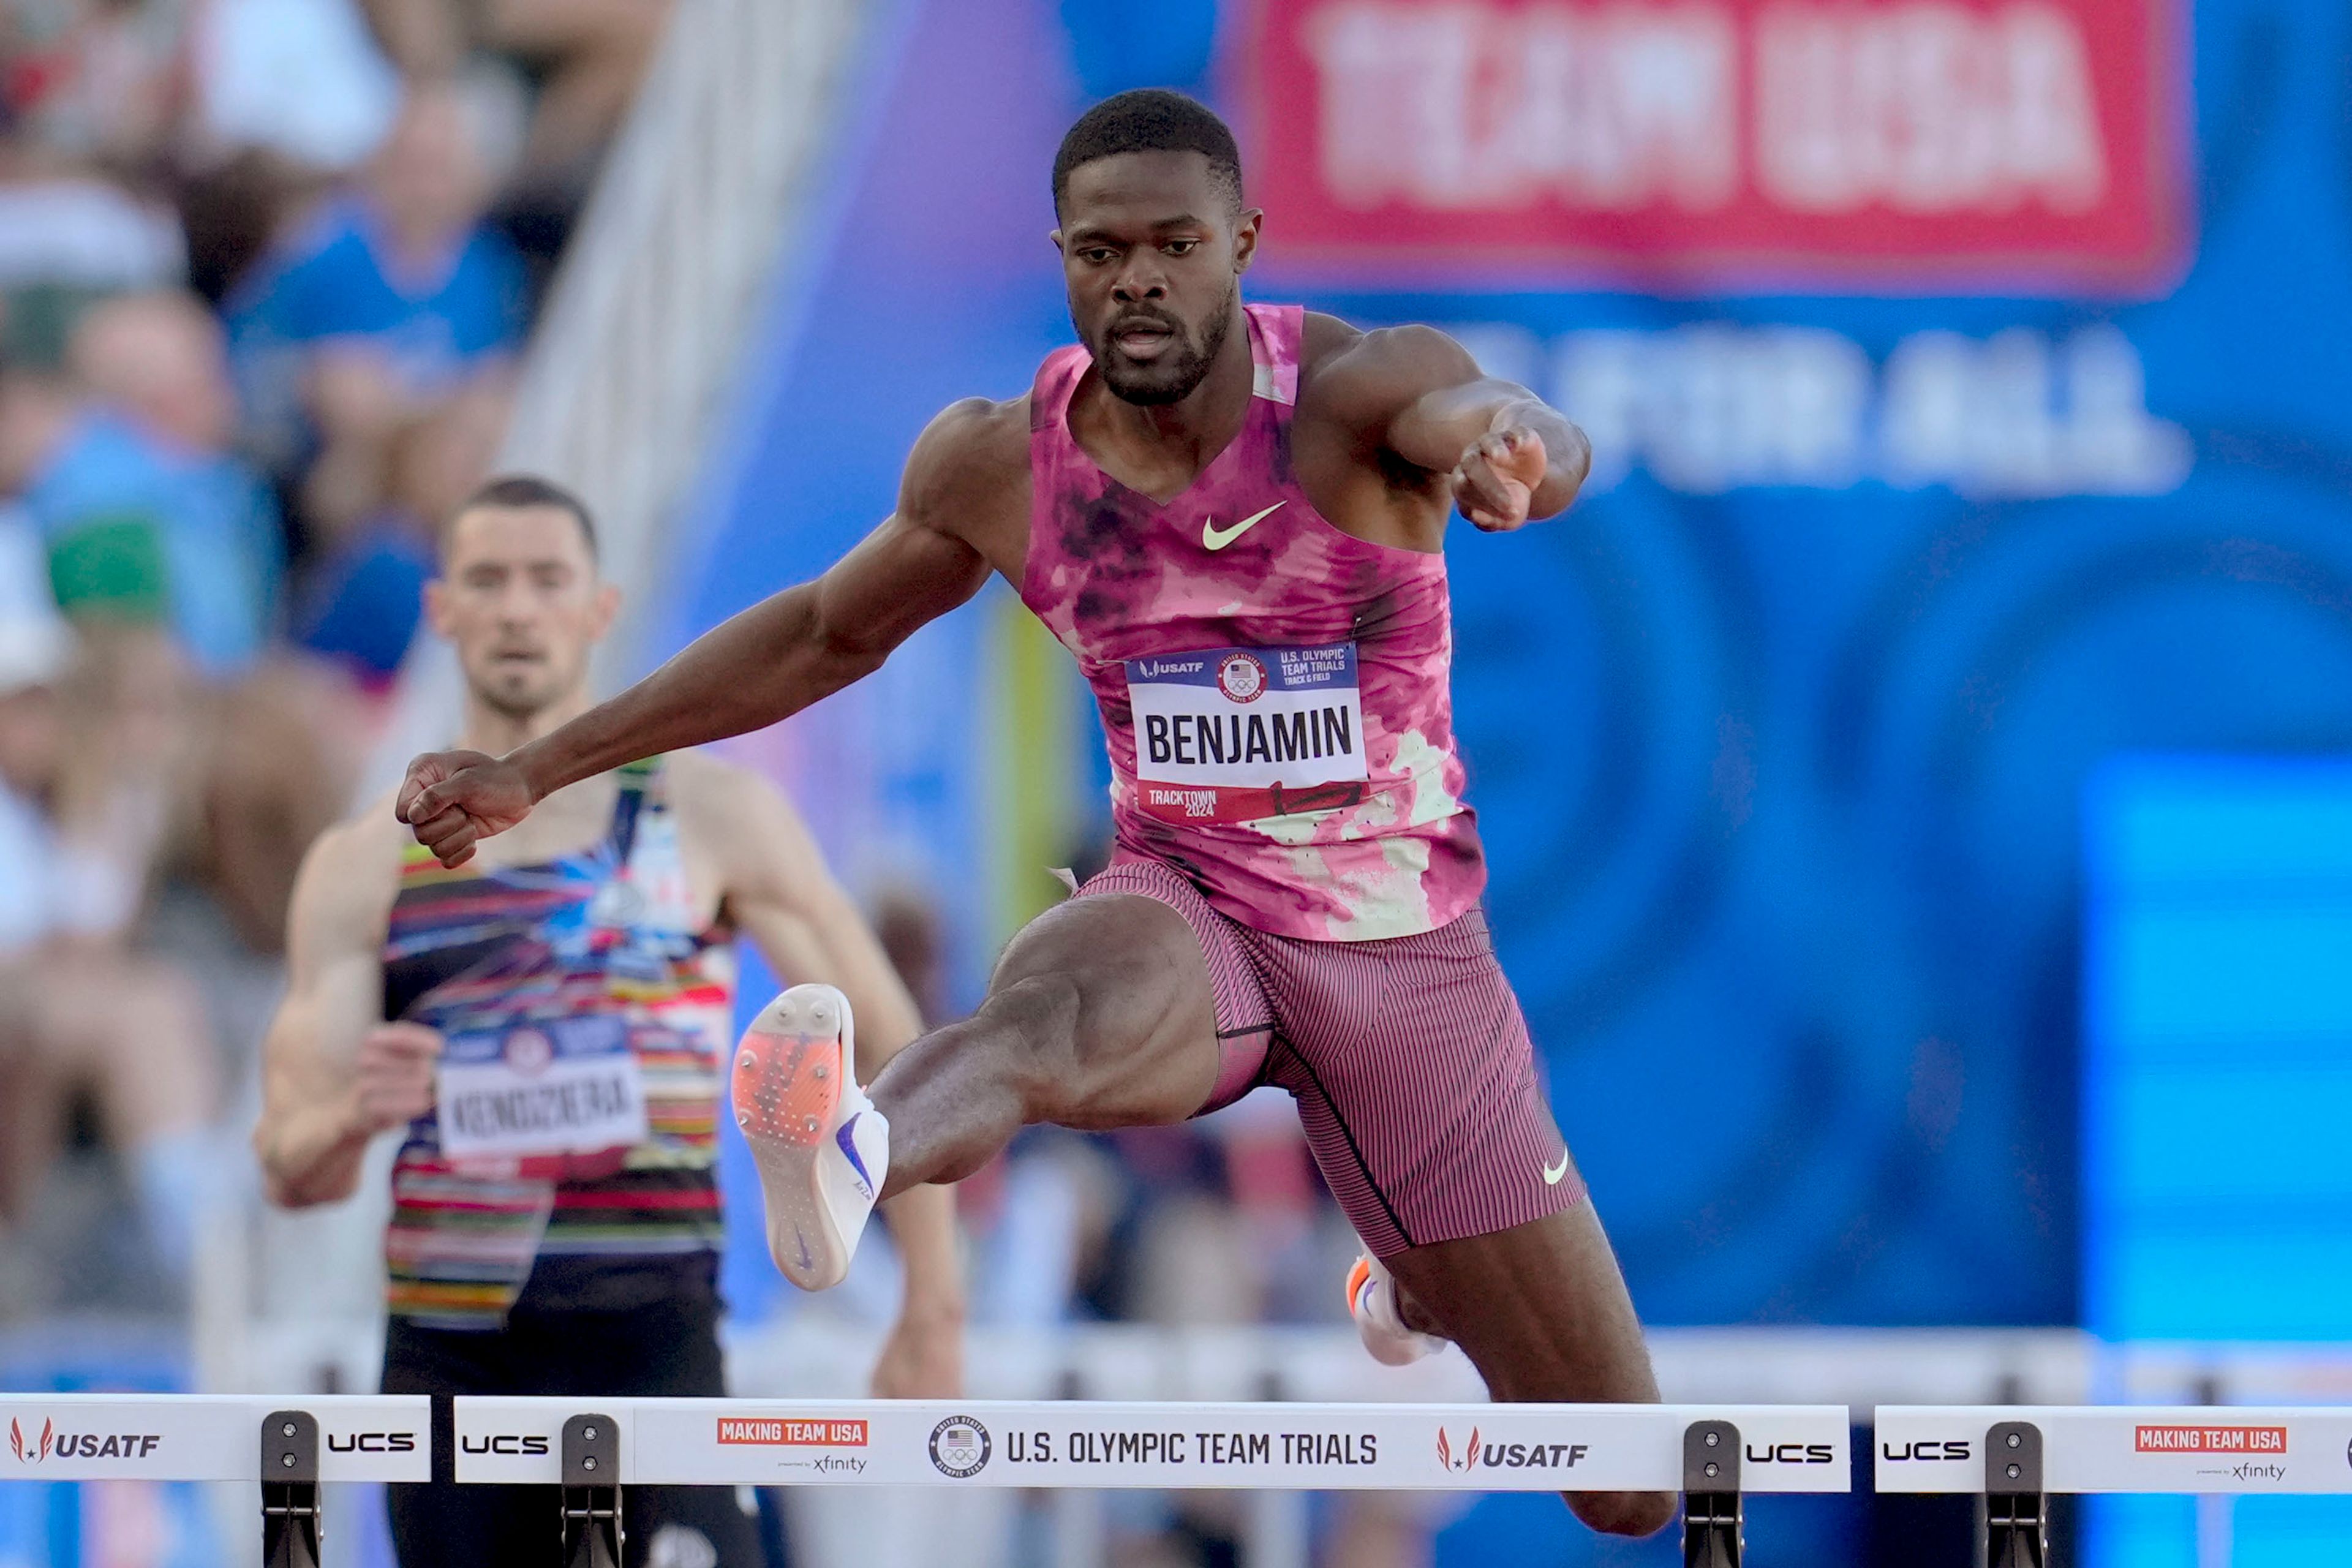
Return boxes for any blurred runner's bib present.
[1126,643,1370,824]
[435,1012,649,1161]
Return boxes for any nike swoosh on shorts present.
[1202,501,1284,551]
[1543,1153,1570,1185]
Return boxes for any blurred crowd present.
[0,0,669,1316]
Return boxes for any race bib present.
[1125,644,1370,823]
[435,1014,648,1161]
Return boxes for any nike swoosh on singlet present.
[1202,501,1285,551]
[1542,1153,1571,1185]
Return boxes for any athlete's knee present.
[1567,1488,1677,1539]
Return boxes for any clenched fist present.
[397,750,536,867]
[1452,425,1548,532]
[351,1022,444,1134]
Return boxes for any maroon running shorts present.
[1076,858,1586,1259]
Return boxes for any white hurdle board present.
[1875,1406,2352,1494]
[0,1395,430,1483]
[455,1398,1852,1491]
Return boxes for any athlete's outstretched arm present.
[400,402,1011,866]
[1325,323,1591,531]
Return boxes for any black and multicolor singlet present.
[380,758,737,1327]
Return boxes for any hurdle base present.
[1682,1419,1744,1568]
[561,1413,623,1568]
[260,1410,320,1568]
[1983,1419,2047,1568]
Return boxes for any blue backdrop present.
[671,0,2352,1334]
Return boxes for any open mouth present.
[1111,318,1178,361]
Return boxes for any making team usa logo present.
[1436,1427,1480,1474]
[929,1416,991,1478]
[2134,1425,2287,1455]
[717,1417,868,1448]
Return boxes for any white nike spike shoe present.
[731,983,889,1291]
[1347,1253,1448,1366]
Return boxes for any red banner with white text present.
[1243,0,2188,293]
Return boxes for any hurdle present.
[0,1391,1846,1566]
[454,1397,1850,1567]
[31,1392,2350,1566]
[1875,1405,2352,1567]
[0,1394,429,1568]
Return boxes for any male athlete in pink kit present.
[400,91,1672,1538]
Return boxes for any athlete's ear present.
[1049,226,1065,256]
[1231,207,1264,274]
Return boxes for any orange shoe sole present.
[732,1025,843,1147]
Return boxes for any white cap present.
[0,613,70,696]
[0,508,73,695]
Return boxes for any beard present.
[477,684,552,723]
[470,657,571,723]
[1089,284,1237,407]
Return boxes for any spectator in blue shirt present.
[4,292,284,680]
[228,78,528,508]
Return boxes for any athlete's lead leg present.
[733,891,1225,1289]
[869,891,1225,1196]
[1384,1201,1679,1539]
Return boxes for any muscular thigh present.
[989,889,1227,1129]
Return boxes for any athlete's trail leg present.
[1384,1202,1678,1539]
[866,894,1223,1197]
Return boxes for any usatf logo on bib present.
[1125,643,1371,824]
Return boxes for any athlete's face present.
[1054,151,1260,406]
[428,504,617,721]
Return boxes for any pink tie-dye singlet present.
[1022,304,1486,941]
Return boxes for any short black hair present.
[1052,89,1243,217]
[448,473,599,561]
